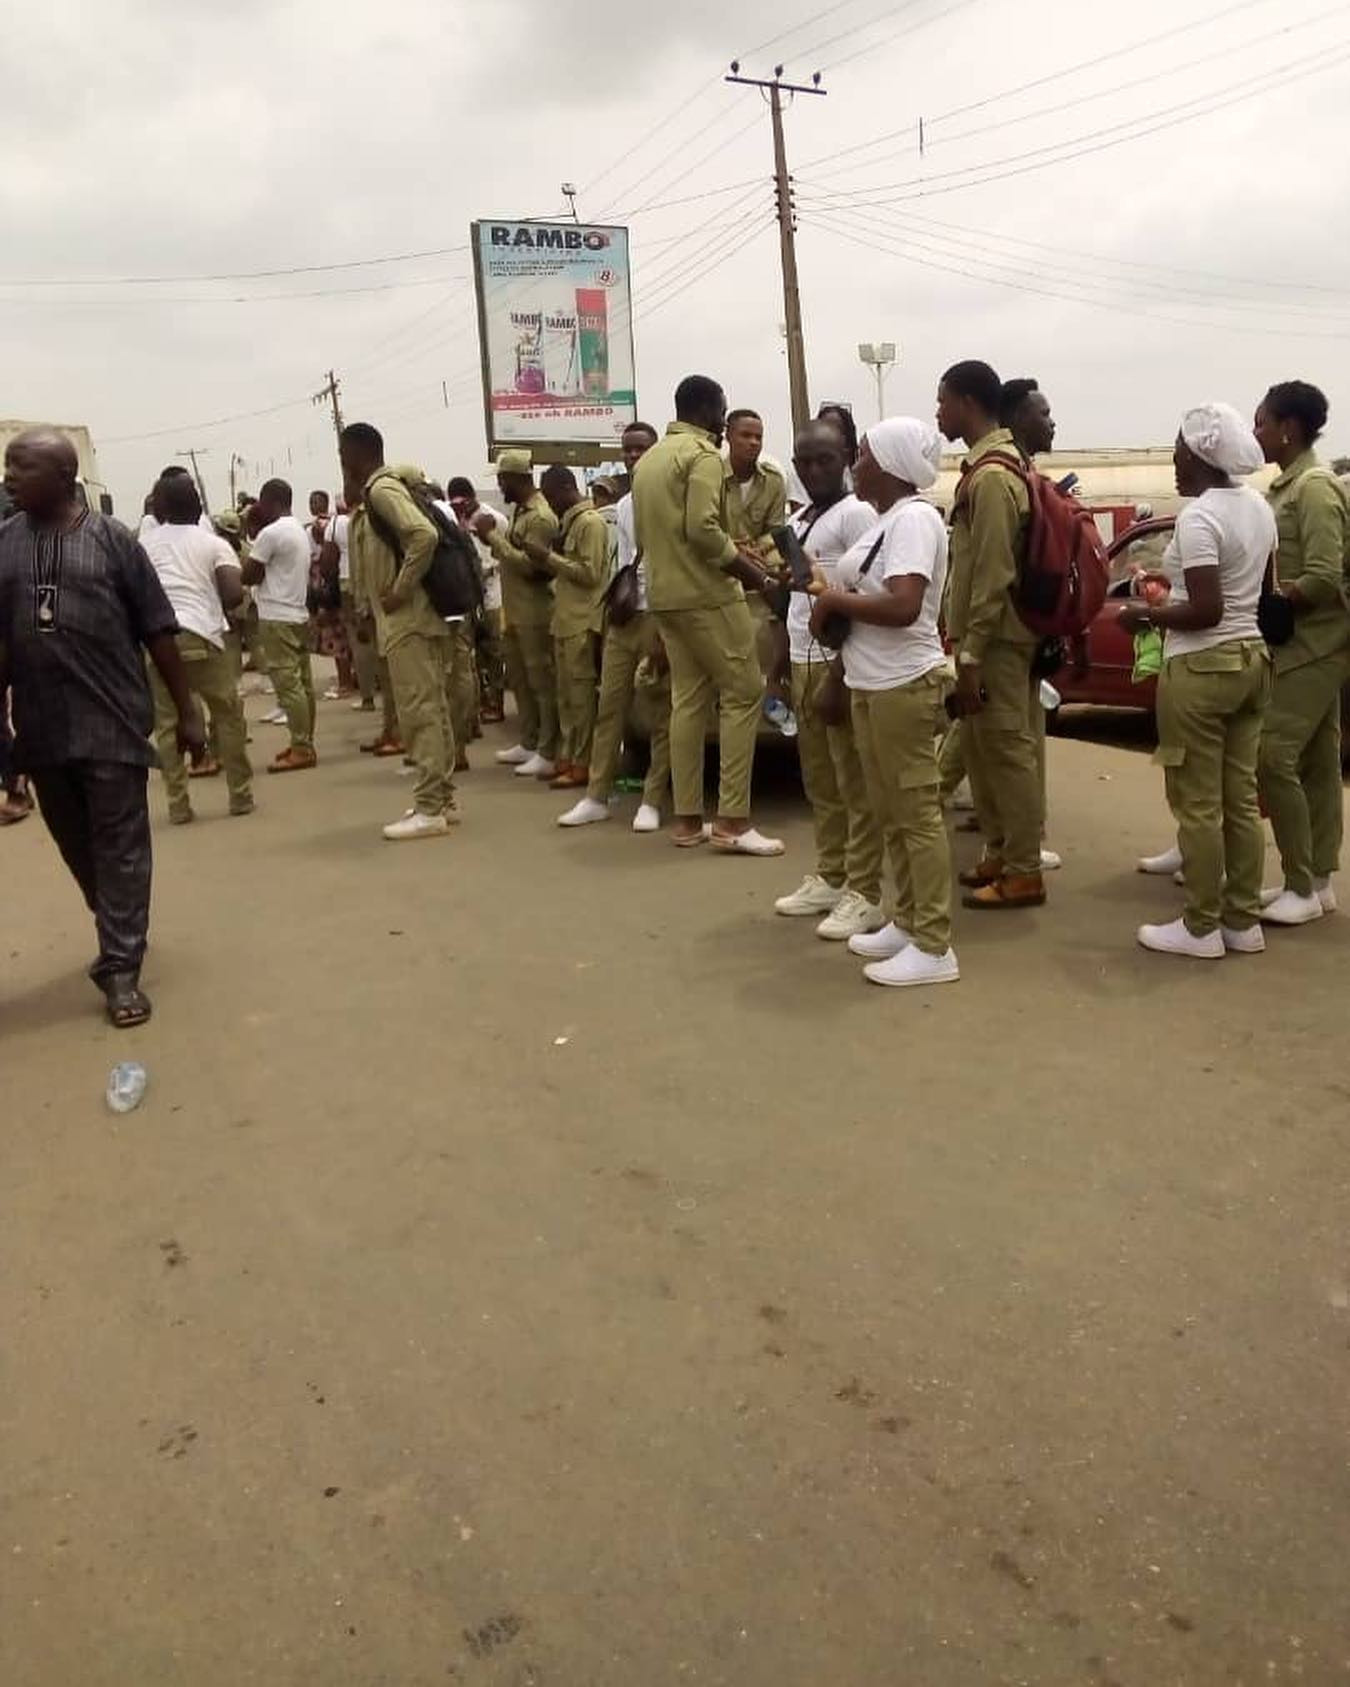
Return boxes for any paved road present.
[4,684,1348,1686]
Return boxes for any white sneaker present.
[774,874,843,917]
[1040,847,1062,872]
[495,744,531,766]
[632,803,661,834]
[847,921,911,960]
[1222,925,1266,954]
[949,778,975,812]
[1314,875,1338,913]
[382,809,450,842]
[864,946,960,989]
[351,698,374,711]
[1137,918,1224,959]
[260,708,288,726]
[1260,888,1324,926]
[558,797,610,828]
[1138,845,1183,875]
[816,890,886,942]
[515,753,556,779]
[322,686,342,701]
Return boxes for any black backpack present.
[364,475,484,620]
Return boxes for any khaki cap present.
[495,448,533,475]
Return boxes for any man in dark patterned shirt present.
[0,429,206,1027]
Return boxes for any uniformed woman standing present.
[1252,381,1350,926]
[1119,403,1275,959]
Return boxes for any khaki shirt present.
[633,421,740,614]
[1268,449,1350,672]
[486,490,557,630]
[946,428,1035,660]
[349,467,450,655]
[546,499,610,638]
[724,459,787,554]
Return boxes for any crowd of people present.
[1,359,1346,1022]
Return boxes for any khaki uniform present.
[947,428,1040,876]
[636,422,762,819]
[851,672,952,956]
[546,499,609,769]
[792,660,882,904]
[259,621,316,753]
[1258,452,1350,895]
[486,491,559,758]
[587,613,672,807]
[1156,641,1272,934]
[445,620,477,761]
[149,631,253,819]
[724,460,788,553]
[350,468,453,816]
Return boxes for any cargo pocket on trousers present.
[1183,648,1244,675]
[1152,743,1186,769]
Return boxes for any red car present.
[1050,517,1175,712]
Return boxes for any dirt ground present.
[3,683,1348,1687]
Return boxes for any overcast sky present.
[4,0,1349,512]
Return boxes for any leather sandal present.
[957,856,1003,889]
[104,973,152,1029]
[962,873,1047,910]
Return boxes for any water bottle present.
[106,1062,148,1115]
[763,697,798,738]
[1039,680,1062,712]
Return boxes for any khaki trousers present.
[940,697,1048,821]
[387,633,452,816]
[445,620,477,757]
[588,613,671,807]
[342,587,379,707]
[504,619,558,759]
[851,672,953,956]
[965,638,1042,876]
[478,607,505,710]
[1156,640,1271,935]
[258,620,316,753]
[656,600,763,820]
[1258,652,1345,895]
[149,632,253,818]
[790,660,883,904]
[555,630,600,767]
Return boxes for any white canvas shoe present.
[1222,925,1266,954]
[847,922,911,960]
[515,753,556,778]
[1314,876,1338,913]
[495,744,531,766]
[382,809,450,842]
[1137,845,1183,875]
[949,778,975,812]
[259,708,288,726]
[775,874,843,917]
[816,891,886,942]
[864,946,960,988]
[1137,917,1223,959]
[1260,888,1324,926]
[558,797,610,828]
[632,804,661,834]
[1040,847,1063,872]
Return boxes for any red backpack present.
[958,451,1109,639]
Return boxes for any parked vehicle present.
[1050,517,1174,712]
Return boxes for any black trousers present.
[30,761,152,986]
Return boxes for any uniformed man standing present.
[634,375,783,855]
[525,466,610,791]
[724,408,787,554]
[1252,380,1350,925]
[339,423,456,841]
[474,451,559,780]
[937,360,1043,908]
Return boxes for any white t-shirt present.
[329,513,351,583]
[785,495,876,664]
[138,511,213,538]
[468,503,505,612]
[250,513,311,624]
[142,522,241,648]
[834,497,949,691]
[1162,486,1275,658]
[614,492,650,611]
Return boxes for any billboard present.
[471,220,637,464]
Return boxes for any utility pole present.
[228,451,244,507]
[179,447,210,511]
[858,342,898,422]
[726,62,826,436]
[312,369,344,441]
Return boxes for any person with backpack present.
[937,360,1045,909]
[339,423,456,841]
[1252,381,1350,927]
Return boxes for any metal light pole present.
[857,342,897,422]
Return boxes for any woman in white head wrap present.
[808,417,959,990]
[1118,401,1276,959]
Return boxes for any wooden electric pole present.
[312,369,344,441]
[726,64,826,436]
[179,447,211,511]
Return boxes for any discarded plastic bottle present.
[1039,680,1062,712]
[106,1062,148,1115]
[763,697,798,738]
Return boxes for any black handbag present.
[604,552,642,627]
[1257,554,1295,647]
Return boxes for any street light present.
[857,341,898,421]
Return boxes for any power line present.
[0,275,467,308]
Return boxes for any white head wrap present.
[865,417,943,491]
[1180,403,1264,478]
